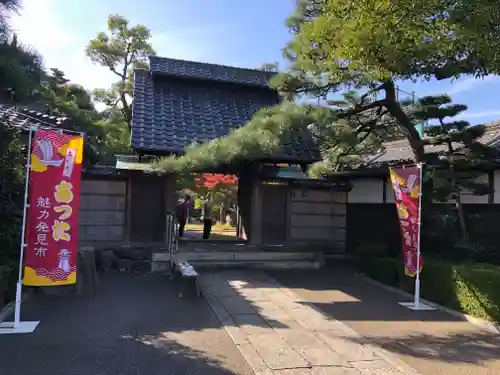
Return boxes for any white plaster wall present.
[348,179,384,203]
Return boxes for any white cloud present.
[10,0,115,90]
[458,110,500,120]
[9,1,230,92]
[448,75,496,95]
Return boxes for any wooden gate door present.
[130,175,165,242]
[261,185,288,244]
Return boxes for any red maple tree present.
[194,173,238,189]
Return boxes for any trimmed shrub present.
[356,257,500,323]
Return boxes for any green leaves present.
[287,0,500,83]
[155,103,315,173]
[85,14,155,128]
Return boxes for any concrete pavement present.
[0,273,252,375]
[271,268,500,375]
[200,270,419,375]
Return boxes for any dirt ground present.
[271,267,500,375]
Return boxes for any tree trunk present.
[383,80,425,162]
[447,142,469,241]
[455,192,469,241]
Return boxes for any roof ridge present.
[149,56,276,76]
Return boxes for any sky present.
[9,0,500,125]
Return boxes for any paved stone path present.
[271,268,500,375]
[200,270,420,375]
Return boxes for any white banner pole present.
[0,127,40,334]
[398,162,435,311]
[13,127,34,327]
[414,163,424,309]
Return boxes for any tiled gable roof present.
[0,103,71,130]
[361,121,500,168]
[149,56,275,88]
[131,58,321,163]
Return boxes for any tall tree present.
[414,95,494,240]
[0,0,19,37]
[40,68,131,164]
[0,37,44,103]
[308,90,408,174]
[86,14,155,128]
[273,0,500,163]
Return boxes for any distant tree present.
[86,14,155,128]
[0,35,44,103]
[192,173,238,222]
[414,94,494,240]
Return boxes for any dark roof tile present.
[355,120,500,169]
[149,56,275,88]
[0,104,72,130]
[131,63,320,163]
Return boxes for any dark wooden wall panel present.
[130,174,165,242]
[261,185,288,244]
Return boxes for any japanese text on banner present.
[389,166,423,277]
[24,130,83,286]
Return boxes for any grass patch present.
[213,222,236,230]
[356,257,500,323]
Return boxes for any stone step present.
[152,251,318,263]
[151,259,320,272]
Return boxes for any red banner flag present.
[389,165,423,277]
[24,130,83,286]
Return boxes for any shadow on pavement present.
[269,267,500,374]
[0,272,252,375]
[346,330,500,365]
[271,267,465,322]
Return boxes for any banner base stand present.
[0,321,39,334]
[398,301,436,311]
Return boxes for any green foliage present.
[357,257,500,323]
[274,0,500,163]
[414,95,494,239]
[156,102,315,173]
[307,91,408,174]
[0,1,41,303]
[417,95,493,202]
[0,36,44,103]
[0,124,24,305]
[0,0,20,36]
[287,0,500,83]
[86,14,155,127]
[39,68,128,164]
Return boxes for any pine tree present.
[413,95,494,240]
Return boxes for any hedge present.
[355,257,500,323]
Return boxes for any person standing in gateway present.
[202,193,213,239]
[176,194,191,237]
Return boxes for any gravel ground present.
[0,272,252,375]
